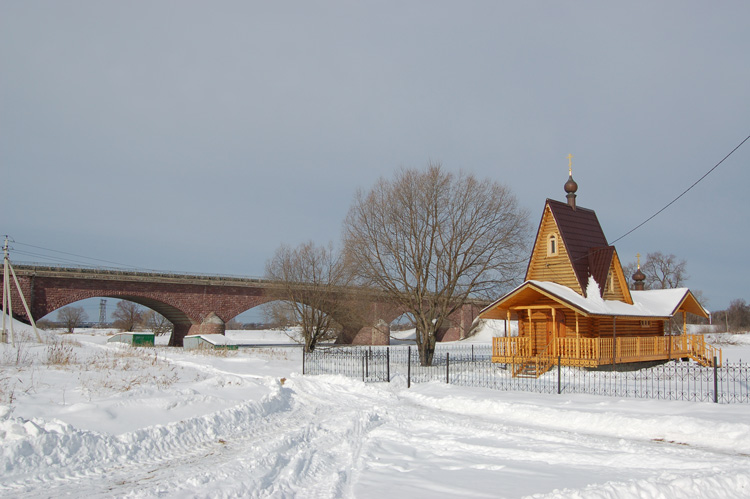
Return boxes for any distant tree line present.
[712,299,750,332]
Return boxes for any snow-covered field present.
[2,322,750,498]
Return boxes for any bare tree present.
[265,241,352,352]
[343,163,529,365]
[57,306,88,333]
[112,301,145,332]
[622,260,637,289]
[623,252,689,290]
[718,299,750,332]
[262,300,298,329]
[225,319,244,331]
[142,309,173,336]
[640,252,689,289]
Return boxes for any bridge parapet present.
[4,265,487,347]
[13,264,274,288]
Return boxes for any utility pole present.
[2,236,42,345]
[1,237,7,344]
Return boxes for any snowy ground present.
[2,322,750,498]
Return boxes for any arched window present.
[548,234,557,256]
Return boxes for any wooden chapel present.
[479,163,720,376]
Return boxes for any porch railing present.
[492,334,721,375]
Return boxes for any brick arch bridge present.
[2,265,483,347]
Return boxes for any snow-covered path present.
[4,373,750,498]
[3,329,750,498]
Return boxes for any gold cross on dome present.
[636,253,641,269]
[567,154,573,176]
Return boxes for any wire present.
[11,241,142,269]
[610,133,750,245]
[10,249,107,268]
[7,134,749,279]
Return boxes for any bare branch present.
[264,241,352,352]
[343,162,529,365]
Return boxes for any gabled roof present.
[587,246,614,294]
[479,280,710,320]
[545,199,608,295]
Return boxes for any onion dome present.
[632,267,646,283]
[564,154,578,209]
[632,254,646,290]
[564,175,578,195]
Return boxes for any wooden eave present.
[480,281,679,321]
[610,249,634,304]
[672,291,710,318]
[480,282,593,320]
[523,203,550,280]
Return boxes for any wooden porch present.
[492,335,722,377]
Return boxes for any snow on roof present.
[185,334,234,345]
[486,278,699,319]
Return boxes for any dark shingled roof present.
[545,199,612,297]
[588,246,615,295]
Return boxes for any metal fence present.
[303,344,750,404]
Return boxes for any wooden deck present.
[492,335,721,377]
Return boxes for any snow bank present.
[1,379,288,478]
[2,329,750,497]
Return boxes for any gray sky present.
[2,1,749,316]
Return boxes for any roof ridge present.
[544,198,597,214]
[545,199,608,294]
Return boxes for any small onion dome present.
[564,175,578,194]
[632,267,646,283]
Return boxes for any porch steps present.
[690,353,716,368]
[512,361,553,378]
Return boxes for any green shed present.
[107,332,155,347]
[183,334,238,351]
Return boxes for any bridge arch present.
[36,292,193,329]
[2,266,483,347]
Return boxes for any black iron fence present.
[303,344,750,404]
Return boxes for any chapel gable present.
[524,169,632,303]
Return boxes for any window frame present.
[548,234,558,256]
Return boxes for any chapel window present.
[548,234,557,256]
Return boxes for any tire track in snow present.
[0,380,293,497]
[4,374,749,498]
[0,376,389,498]
[355,385,750,498]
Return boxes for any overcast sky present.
[2,1,749,316]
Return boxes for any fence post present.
[713,356,718,404]
[557,355,562,394]
[446,352,450,384]
[362,355,366,382]
[407,346,411,388]
[302,347,306,375]
[387,347,390,382]
[366,348,370,378]
[612,317,617,372]
[472,344,474,363]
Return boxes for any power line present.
[11,241,142,269]
[611,133,750,245]
[10,249,107,267]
